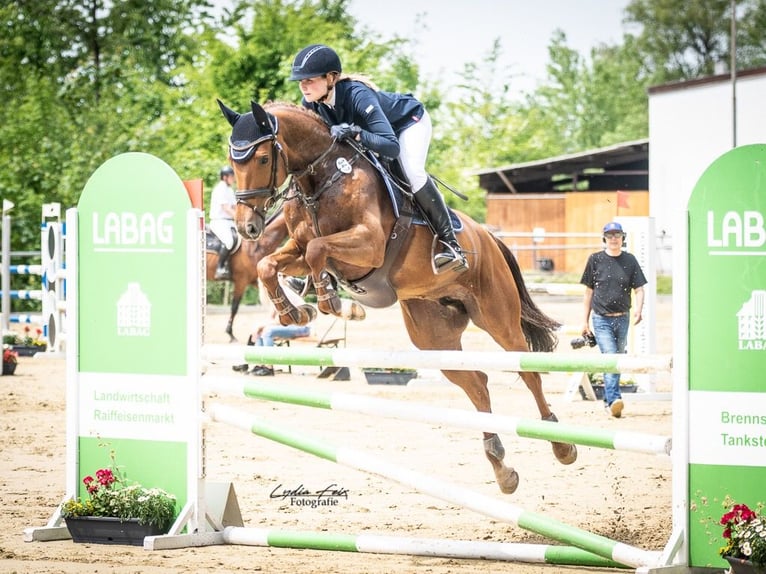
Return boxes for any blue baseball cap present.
[603,221,624,234]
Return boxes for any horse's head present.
[218,99,288,240]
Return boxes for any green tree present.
[0,0,217,251]
[624,0,766,83]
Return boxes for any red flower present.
[83,475,98,494]
[3,347,18,364]
[95,468,115,487]
[720,504,758,540]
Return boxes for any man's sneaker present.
[250,365,275,376]
[609,399,624,418]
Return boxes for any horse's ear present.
[217,99,240,127]
[251,101,274,135]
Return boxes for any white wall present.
[648,70,766,274]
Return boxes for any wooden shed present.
[475,139,649,273]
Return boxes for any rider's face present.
[298,75,330,103]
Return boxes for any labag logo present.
[707,210,766,253]
[738,290,766,350]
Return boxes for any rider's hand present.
[330,123,361,141]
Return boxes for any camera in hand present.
[570,333,597,349]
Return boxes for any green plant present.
[3,326,46,346]
[719,500,766,567]
[60,449,176,529]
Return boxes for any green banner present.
[687,144,766,568]
[74,152,196,516]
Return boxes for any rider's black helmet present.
[289,44,342,81]
[220,165,234,178]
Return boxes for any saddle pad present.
[365,152,463,232]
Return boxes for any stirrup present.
[433,242,468,274]
[215,267,231,280]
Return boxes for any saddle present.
[205,225,242,255]
[330,154,463,308]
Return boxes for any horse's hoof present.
[496,467,519,494]
[542,412,578,464]
[552,442,578,465]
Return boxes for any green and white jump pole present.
[203,344,673,374]
[208,403,661,569]
[204,378,671,456]
[222,526,629,568]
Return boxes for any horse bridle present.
[230,133,287,215]
[230,124,349,221]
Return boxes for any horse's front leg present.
[305,227,385,316]
[257,241,315,326]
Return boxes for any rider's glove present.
[330,123,362,141]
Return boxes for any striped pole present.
[10,314,43,324]
[204,378,671,456]
[1,289,43,300]
[9,264,43,275]
[208,404,661,569]
[203,345,672,374]
[222,526,628,568]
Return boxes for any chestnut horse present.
[205,211,288,341]
[218,100,577,494]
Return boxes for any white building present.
[648,67,766,273]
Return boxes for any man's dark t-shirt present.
[580,251,647,315]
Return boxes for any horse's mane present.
[263,101,327,134]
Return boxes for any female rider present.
[289,43,468,273]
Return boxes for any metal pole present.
[731,0,737,148]
[2,214,10,332]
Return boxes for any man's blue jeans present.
[256,324,310,347]
[591,313,630,406]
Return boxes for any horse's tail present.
[492,235,561,353]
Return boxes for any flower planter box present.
[11,344,46,357]
[578,383,637,401]
[725,556,766,574]
[65,516,165,546]
[363,369,417,385]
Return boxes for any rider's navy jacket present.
[302,79,425,160]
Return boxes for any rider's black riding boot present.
[285,276,311,297]
[413,179,468,273]
[215,246,232,280]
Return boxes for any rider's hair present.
[337,73,380,91]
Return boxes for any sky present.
[347,0,634,98]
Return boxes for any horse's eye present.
[259,155,269,165]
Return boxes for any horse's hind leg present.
[226,295,240,343]
[470,283,577,467]
[399,300,519,494]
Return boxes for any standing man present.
[209,166,237,280]
[580,221,647,418]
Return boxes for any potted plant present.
[3,326,47,356]
[719,501,766,573]
[362,367,417,385]
[2,345,18,375]
[60,449,177,545]
[578,373,638,401]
